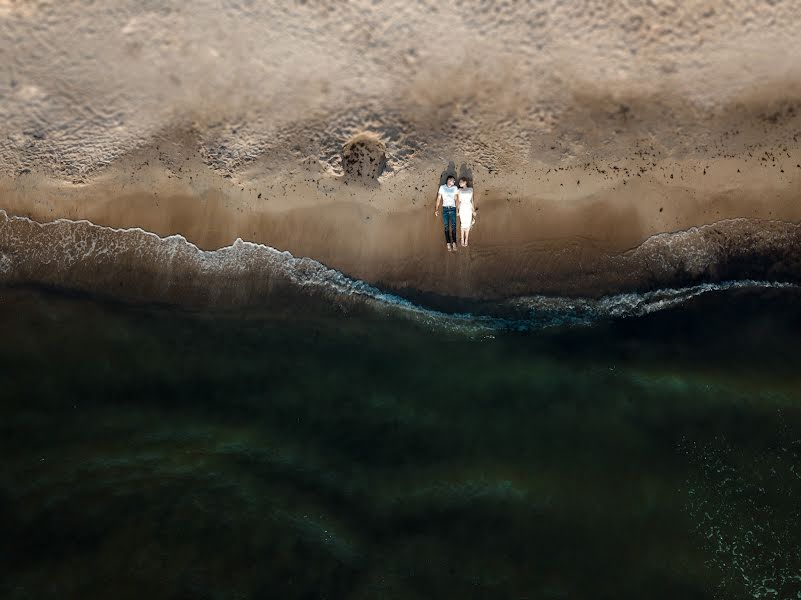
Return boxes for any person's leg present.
[442,209,452,249]
[465,225,470,245]
[445,206,458,250]
[449,208,458,251]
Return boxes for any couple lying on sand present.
[434,175,476,252]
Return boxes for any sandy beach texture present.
[2,0,801,302]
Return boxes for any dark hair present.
[459,177,468,183]
[446,175,456,181]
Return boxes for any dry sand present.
[2,1,801,302]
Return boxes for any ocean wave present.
[365,279,800,334]
[1,210,798,334]
[503,279,799,327]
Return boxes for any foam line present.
[1,210,797,334]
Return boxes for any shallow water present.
[1,284,800,599]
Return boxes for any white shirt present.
[439,184,458,207]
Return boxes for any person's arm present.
[455,190,461,213]
[472,190,477,216]
[435,190,442,216]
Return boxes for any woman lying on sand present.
[456,177,476,247]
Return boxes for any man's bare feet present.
[446,243,452,252]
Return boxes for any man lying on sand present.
[434,175,459,252]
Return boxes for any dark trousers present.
[442,206,457,244]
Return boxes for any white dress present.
[457,187,474,229]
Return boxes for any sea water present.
[1,283,800,599]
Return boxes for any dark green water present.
[1,285,800,600]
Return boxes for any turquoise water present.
[1,285,800,599]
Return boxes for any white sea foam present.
[0,252,11,274]
[681,431,801,600]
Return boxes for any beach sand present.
[2,0,801,302]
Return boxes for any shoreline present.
[2,206,800,308]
